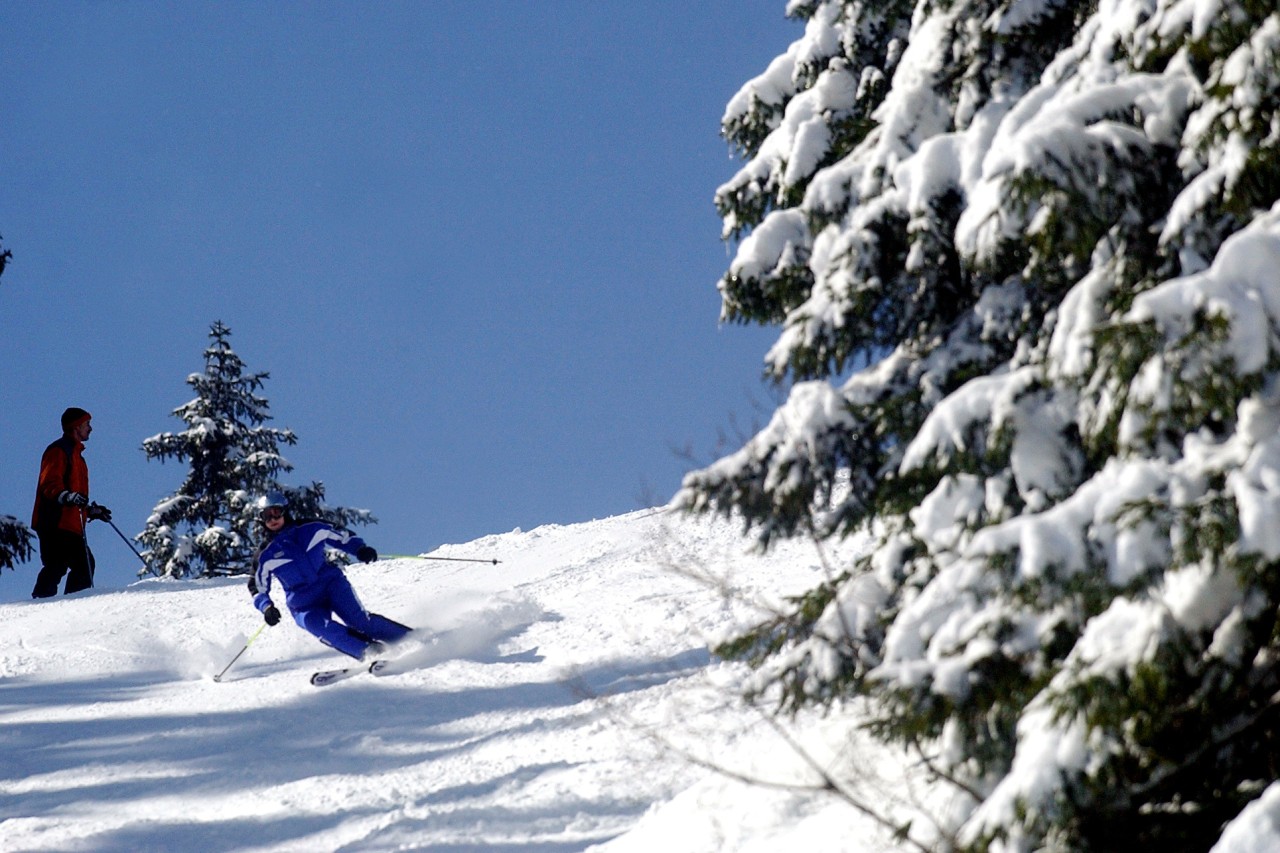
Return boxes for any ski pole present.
[383,554,501,565]
[104,518,148,567]
[79,506,94,588]
[213,622,266,683]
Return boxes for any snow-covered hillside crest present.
[682,0,1280,850]
[2,507,925,852]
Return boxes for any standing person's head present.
[257,490,290,533]
[61,407,92,443]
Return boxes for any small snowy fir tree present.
[0,516,33,573]
[681,1,1280,850]
[139,321,372,578]
[0,234,34,571]
[0,232,12,279]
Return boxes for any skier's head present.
[61,407,92,440]
[256,490,290,528]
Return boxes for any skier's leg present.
[328,572,411,644]
[291,604,369,659]
[367,613,413,640]
[64,544,95,594]
[361,613,412,644]
[31,531,70,598]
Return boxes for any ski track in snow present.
[0,508,911,852]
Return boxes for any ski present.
[310,665,367,687]
[368,658,398,676]
[310,659,399,686]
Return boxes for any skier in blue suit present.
[250,491,411,660]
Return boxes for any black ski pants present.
[32,528,95,598]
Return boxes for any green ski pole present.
[214,622,267,683]
[383,554,501,565]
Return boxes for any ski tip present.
[312,665,363,686]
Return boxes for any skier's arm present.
[37,446,81,504]
[334,529,377,563]
[249,571,282,625]
[332,527,368,560]
[36,448,66,501]
[250,559,277,613]
[308,522,376,563]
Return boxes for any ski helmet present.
[256,490,289,514]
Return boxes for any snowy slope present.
[1,507,912,852]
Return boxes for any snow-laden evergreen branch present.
[682,1,1280,848]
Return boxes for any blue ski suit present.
[253,520,409,659]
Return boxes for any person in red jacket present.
[30,407,112,598]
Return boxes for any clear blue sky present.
[0,2,796,600]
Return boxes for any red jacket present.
[31,436,89,535]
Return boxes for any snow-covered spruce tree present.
[0,517,33,573]
[139,321,373,578]
[0,234,34,572]
[680,1,1280,850]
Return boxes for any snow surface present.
[1,507,922,852]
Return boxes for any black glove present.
[357,546,378,564]
[87,503,112,522]
[58,491,88,507]
[263,605,282,626]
